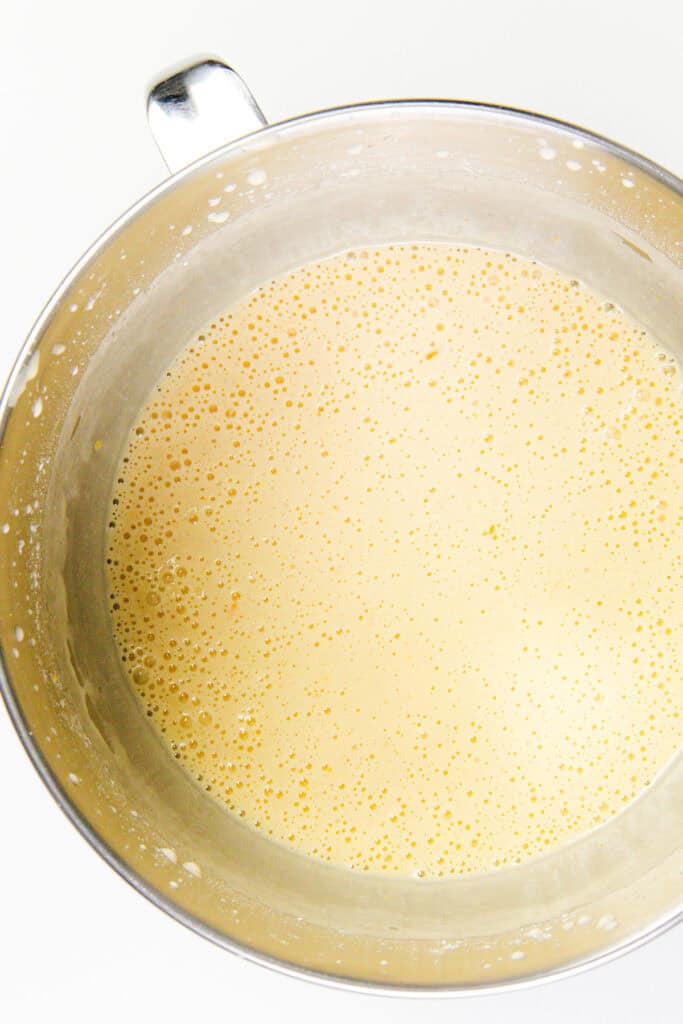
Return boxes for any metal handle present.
[147,58,268,175]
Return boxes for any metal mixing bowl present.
[1,58,681,993]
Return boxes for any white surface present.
[1,1,682,1020]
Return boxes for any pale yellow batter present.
[107,245,683,877]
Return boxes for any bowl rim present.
[1,96,681,996]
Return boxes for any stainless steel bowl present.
[1,58,681,993]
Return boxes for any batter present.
[107,244,683,876]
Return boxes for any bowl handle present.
[147,57,267,174]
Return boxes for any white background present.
[2,1,682,1020]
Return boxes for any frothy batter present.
[107,244,683,876]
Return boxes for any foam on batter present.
[107,244,683,876]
